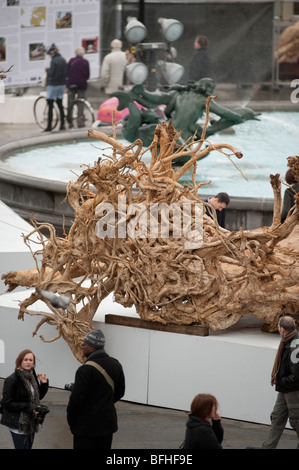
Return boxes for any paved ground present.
[0,378,298,450]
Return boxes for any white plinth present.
[0,93,68,123]
[99,316,280,425]
[0,286,280,425]
[0,200,41,294]
[0,199,281,425]
[0,95,37,123]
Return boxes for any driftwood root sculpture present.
[276,20,299,63]
[1,109,299,362]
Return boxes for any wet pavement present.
[0,378,298,450]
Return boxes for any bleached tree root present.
[2,114,299,362]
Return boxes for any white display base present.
[0,287,281,425]
[0,200,41,294]
[0,200,282,426]
[99,315,280,425]
[0,93,68,124]
[0,95,37,124]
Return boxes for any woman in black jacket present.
[184,393,223,449]
[44,43,67,131]
[1,349,49,449]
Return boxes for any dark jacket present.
[189,49,210,81]
[67,348,125,437]
[276,332,299,393]
[66,56,90,90]
[184,414,223,449]
[0,370,49,430]
[281,182,299,222]
[47,52,67,86]
[205,198,226,228]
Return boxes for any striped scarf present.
[271,330,296,386]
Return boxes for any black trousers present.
[73,433,113,449]
[46,98,65,130]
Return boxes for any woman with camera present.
[0,349,49,449]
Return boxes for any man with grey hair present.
[100,39,127,94]
[248,315,299,449]
[66,46,90,127]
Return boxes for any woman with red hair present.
[1,349,48,449]
[183,393,223,449]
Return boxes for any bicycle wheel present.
[33,96,59,130]
[71,99,94,128]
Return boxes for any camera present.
[64,383,74,391]
[35,404,50,424]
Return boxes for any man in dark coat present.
[205,192,230,228]
[189,35,210,81]
[248,315,299,449]
[67,329,125,449]
[281,169,299,222]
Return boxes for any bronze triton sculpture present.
[112,78,260,165]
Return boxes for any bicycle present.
[33,89,95,130]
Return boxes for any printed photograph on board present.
[55,11,72,29]
[82,38,98,54]
[29,43,45,61]
[21,6,46,27]
[0,38,6,62]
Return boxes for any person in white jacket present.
[101,39,127,95]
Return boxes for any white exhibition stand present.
[0,200,41,295]
[0,200,281,425]
[100,316,281,426]
[0,94,68,124]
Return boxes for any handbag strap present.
[85,360,115,392]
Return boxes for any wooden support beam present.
[105,314,209,336]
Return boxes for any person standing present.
[281,169,299,222]
[44,43,67,131]
[0,349,49,449]
[205,192,230,228]
[248,315,299,449]
[100,39,127,95]
[66,46,90,127]
[189,35,210,81]
[66,329,125,449]
[183,393,223,449]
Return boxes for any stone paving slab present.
[0,380,297,450]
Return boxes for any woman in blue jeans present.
[1,349,48,449]
[44,43,67,131]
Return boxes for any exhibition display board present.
[0,0,100,87]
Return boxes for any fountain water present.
[3,111,299,199]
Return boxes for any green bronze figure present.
[111,78,260,164]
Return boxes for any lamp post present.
[124,16,184,91]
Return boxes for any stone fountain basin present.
[0,124,277,234]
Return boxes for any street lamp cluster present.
[124,16,185,90]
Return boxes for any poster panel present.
[0,0,100,87]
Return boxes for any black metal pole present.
[138,0,145,23]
